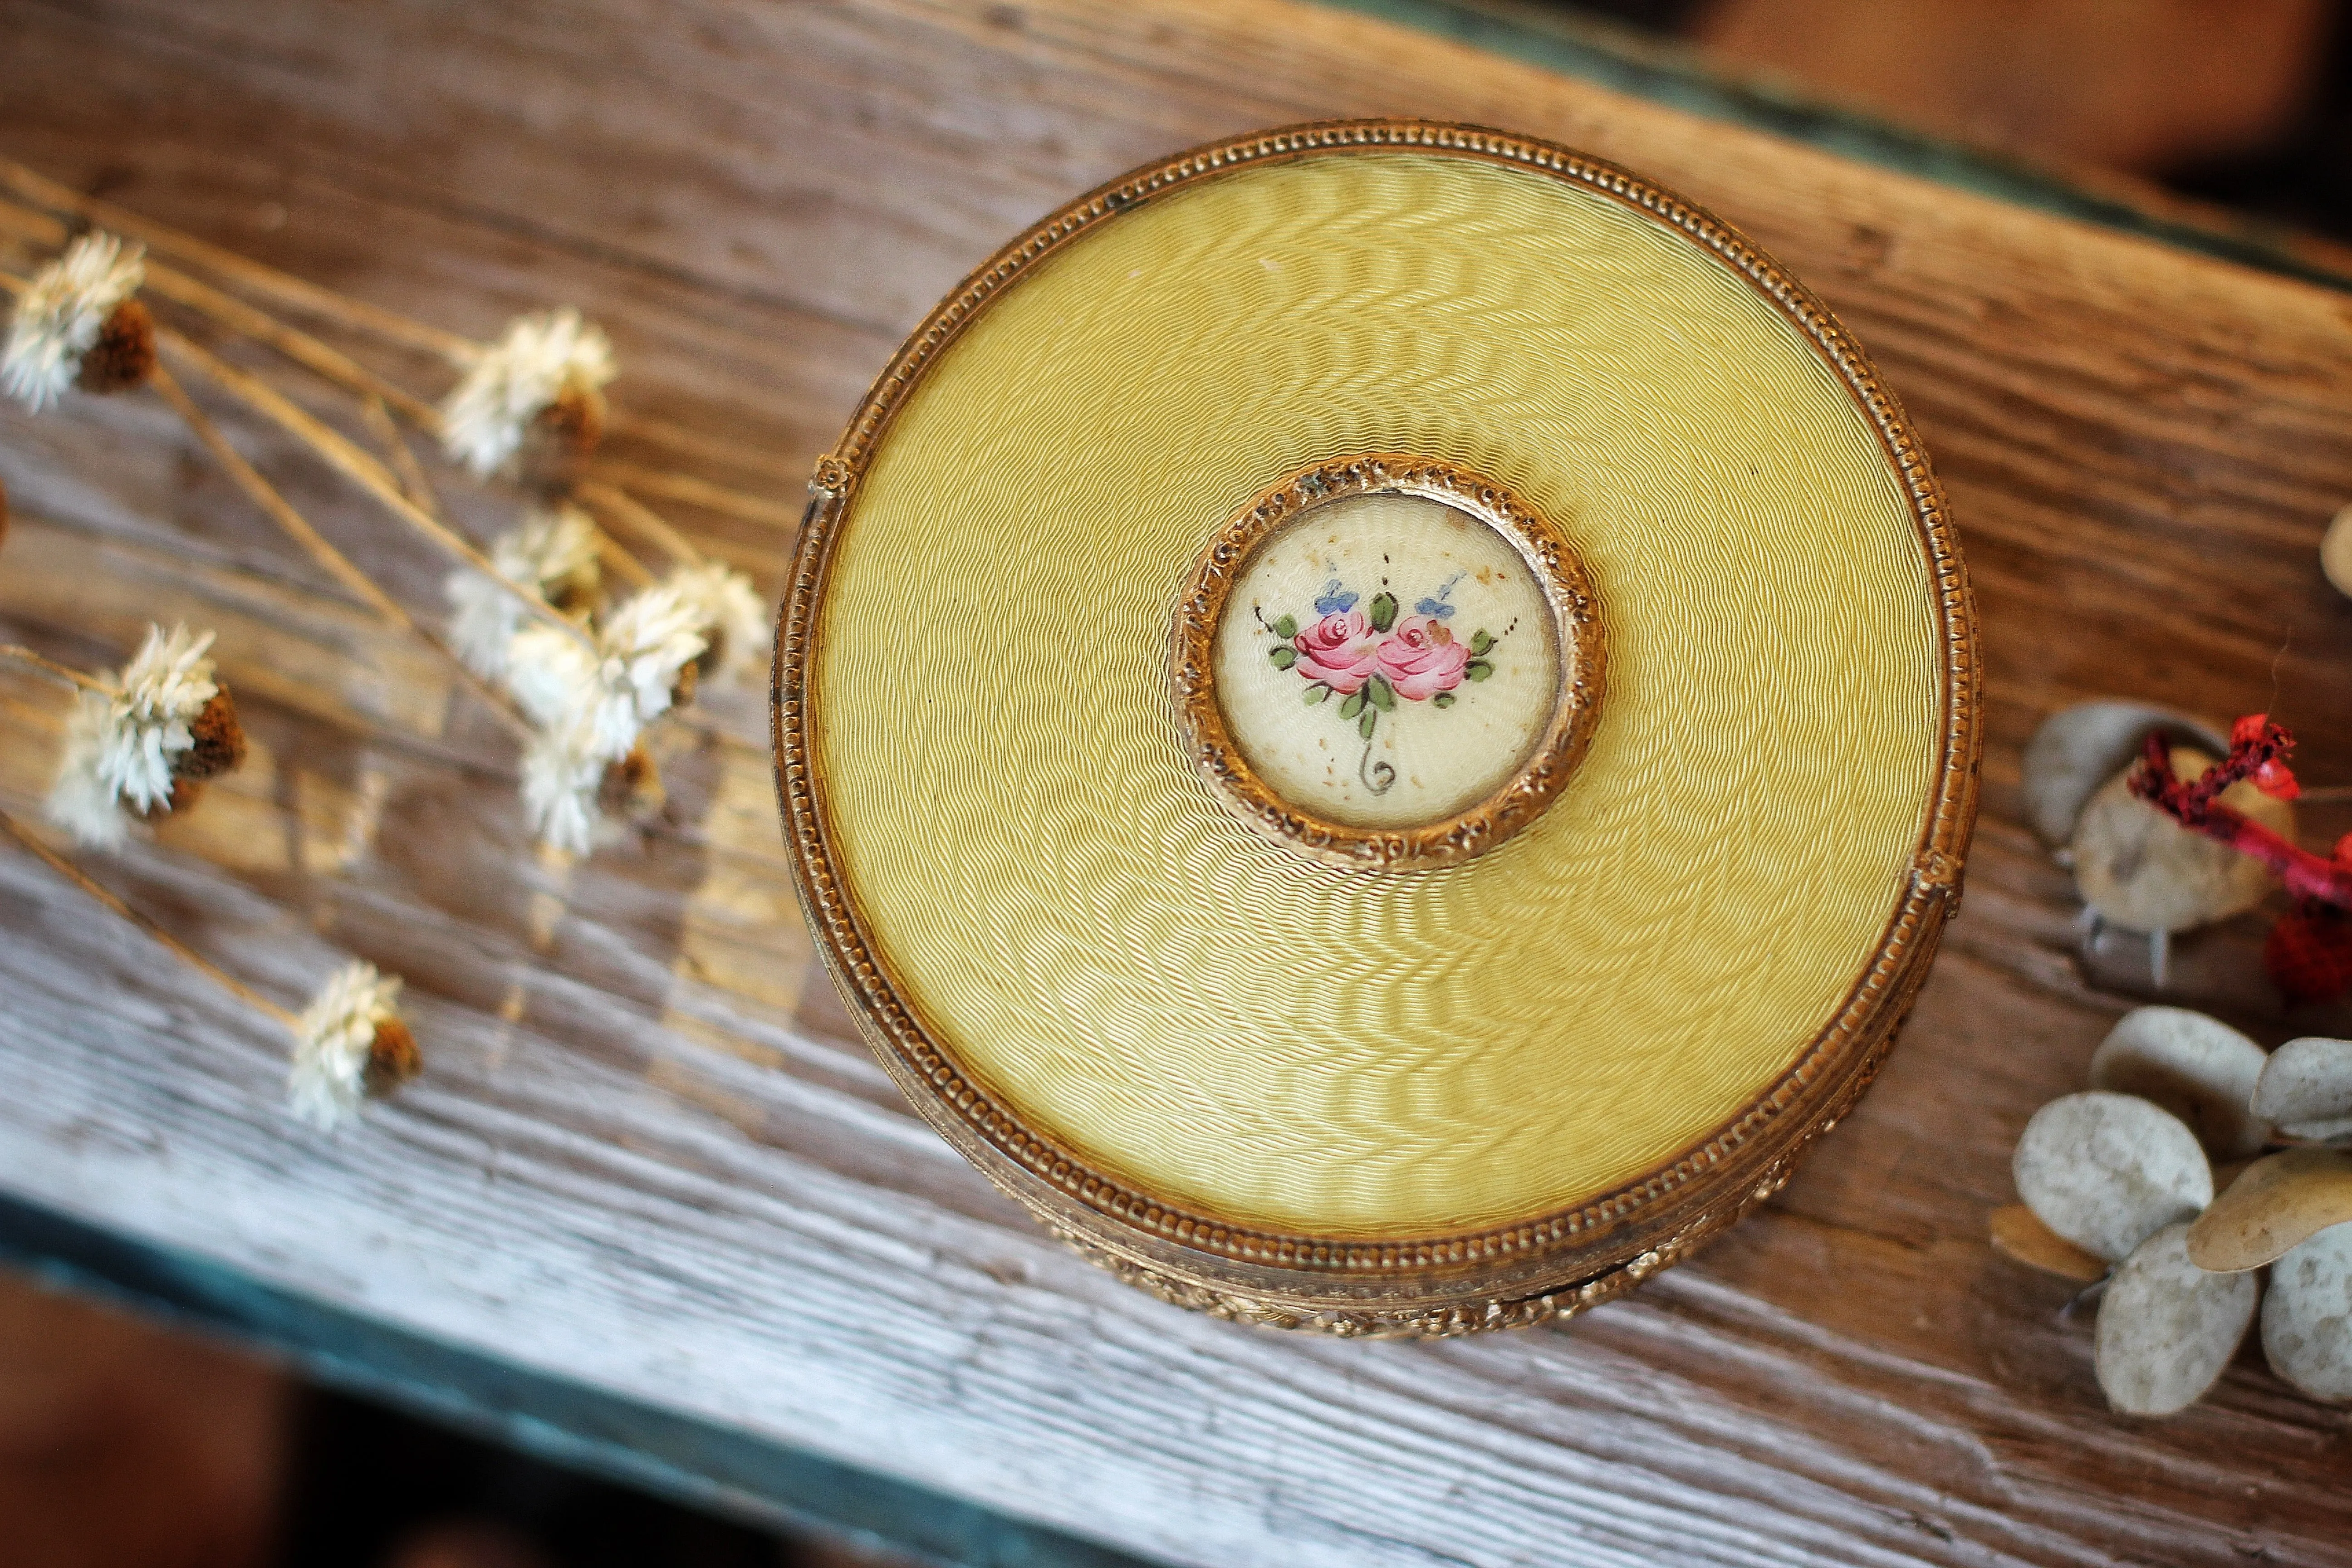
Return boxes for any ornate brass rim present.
[772,118,1982,1326]
[1171,454,1604,870]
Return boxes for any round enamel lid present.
[775,121,1978,1334]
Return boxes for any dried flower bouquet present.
[0,160,789,1127]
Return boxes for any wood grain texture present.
[3,1,2352,1563]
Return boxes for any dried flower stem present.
[596,533,657,588]
[150,364,535,742]
[2,182,794,530]
[576,478,703,566]
[587,461,799,530]
[0,193,439,426]
[0,195,64,255]
[0,804,298,1024]
[363,387,658,589]
[605,411,804,484]
[551,478,670,585]
[151,261,443,427]
[663,705,761,749]
[0,159,477,365]
[159,328,591,647]
[360,392,442,513]
[2133,725,2352,908]
[0,644,117,695]
[154,363,402,613]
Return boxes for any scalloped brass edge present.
[771,117,1982,1332]
[1170,454,1604,871]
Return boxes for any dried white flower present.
[3,231,145,411]
[446,505,603,678]
[666,561,767,683]
[508,583,705,764]
[101,624,220,810]
[287,961,411,1129]
[519,721,606,854]
[439,307,615,476]
[45,692,128,849]
[42,624,220,846]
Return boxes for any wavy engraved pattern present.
[809,148,1942,1238]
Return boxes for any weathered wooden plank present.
[5,1,2352,1564]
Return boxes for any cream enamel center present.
[1212,493,1559,828]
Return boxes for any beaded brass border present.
[773,118,1982,1331]
[1171,454,1603,870]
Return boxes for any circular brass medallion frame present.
[1172,454,1604,870]
[773,118,1981,1336]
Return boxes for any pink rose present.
[1292,609,1384,695]
[1376,615,1470,700]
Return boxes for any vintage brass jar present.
[774,121,1979,1334]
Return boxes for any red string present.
[2127,715,2352,911]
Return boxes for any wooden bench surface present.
[5,2,2352,1563]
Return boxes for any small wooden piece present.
[1989,1203,2109,1283]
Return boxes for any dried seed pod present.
[598,744,665,823]
[2095,1222,2259,1416]
[2251,1037,2352,1144]
[2263,1223,2352,1401]
[2072,747,2295,933]
[1989,1203,2109,1283]
[2014,1092,2213,1263]
[514,382,605,492]
[669,656,697,712]
[363,1015,421,1098]
[2088,1007,2270,1158]
[74,297,156,394]
[2188,1147,2352,1272]
[2021,702,2227,847]
[172,687,246,781]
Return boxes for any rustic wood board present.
[5,1,2352,1563]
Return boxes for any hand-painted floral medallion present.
[1175,456,1604,868]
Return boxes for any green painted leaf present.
[1433,692,1455,708]
[1470,630,1493,657]
[1366,674,1394,710]
[1358,708,1377,740]
[1465,660,1493,682]
[1340,691,1364,719]
[1303,684,1329,705]
[1273,614,1298,639]
[1369,592,1398,632]
[1269,644,1297,669]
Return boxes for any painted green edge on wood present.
[0,1193,1163,1568]
[1316,0,2352,295]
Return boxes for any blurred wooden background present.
[6,1,2352,1565]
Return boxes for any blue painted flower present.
[1313,578,1359,614]
[1415,573,1464,619]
